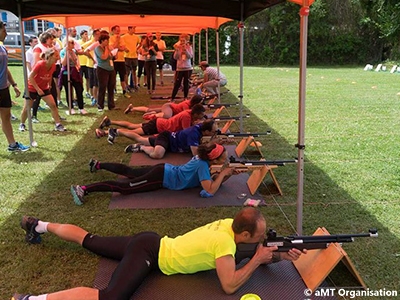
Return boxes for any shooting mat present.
[93,259,336,299]
[108,145,264,209]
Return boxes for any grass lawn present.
[0,65,399,299]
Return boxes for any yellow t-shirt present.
[158,218,236,275]
[78,39,88,67]
[81,38,95,68]
[109,34,126,62]
[122,33,140,59]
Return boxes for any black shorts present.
[114,61,126,82]
[52,64,61,79]
[89,67,98,88]
[149,131,171,150]
[156,59,164,70]
[125,58,138,72]
[0,87,12,108]
[27,89,52,101]
[141,119,158,135]
[80,65,89,79]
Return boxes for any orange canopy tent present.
[1,0,315,234]
[22,15,232,34]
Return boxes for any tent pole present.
[65,24,73,115]
[17,3,37,147]
[296,3,310,235]
[238,1,244,133]
[216,29,220,103]
[205,28,209,62]
[192,34,196,66]
[198,30,201,64]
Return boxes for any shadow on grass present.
[0,89,398,298]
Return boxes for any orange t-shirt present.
[156,110,191,132]
[170,100,191,115]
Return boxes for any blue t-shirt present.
[60,48,79,75]
[169,124,202,153]
[0,45,9,89]
[163,156,211,190]
[95,46,114,71]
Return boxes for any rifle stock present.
[207,102,239,108]
[202,131,271,142]
[235,228,378,264]
[211,114,250,121]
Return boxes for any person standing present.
[142,33,158,94]
[78,29,91,99]
[0,21,30,152]
[60,39,86,115]
[95,33,116,112]
[154,32,166,86]
[31,31,54,122]
[83,28,102,106]
[136,35,147,87]
[110,25,130,98]
[122,25,140,90]
[22,49,67,132]
[171,34,193,102]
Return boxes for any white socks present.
[35,221,49,234]
[29,295,47,300]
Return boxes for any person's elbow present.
[221,283,238,295]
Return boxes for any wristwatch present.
[11,83,17,87]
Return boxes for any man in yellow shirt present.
[122,25,140,91]
[14,208,304,299]
[78,30,91,99]
[110,25,130,98]
[82,29,102,106]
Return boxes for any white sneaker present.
[19,123,26,132]
[65,108,76,115]
[79,109,88,115]
[55,123,67,132]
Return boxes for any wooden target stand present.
[210,163,283,196]
[206,105,264,158]
[246,164,283,196]
[210,104,282,195]
[293,227,367,292]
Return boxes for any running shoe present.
[20,216,42,244]
[71,185,85,205]
[89,158,98,173]
[99,116,111,129]
[8,142,30,152]
[124,144,142,153]
[107,128,117,145]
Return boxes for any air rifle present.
[235,228,378,264]
[202,130,271,143]
[211,114,250,121]
[210,157,297,172]
[207,102,239,108]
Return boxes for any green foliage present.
[207,0,400,65]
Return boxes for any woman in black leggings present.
[70,143,235,205]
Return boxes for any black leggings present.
[85,163,165,194]
[137,60,146,78]
[171,70,191,100]
[83,231,161,300]
[144,60,157,91]
[62,73,84,109]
